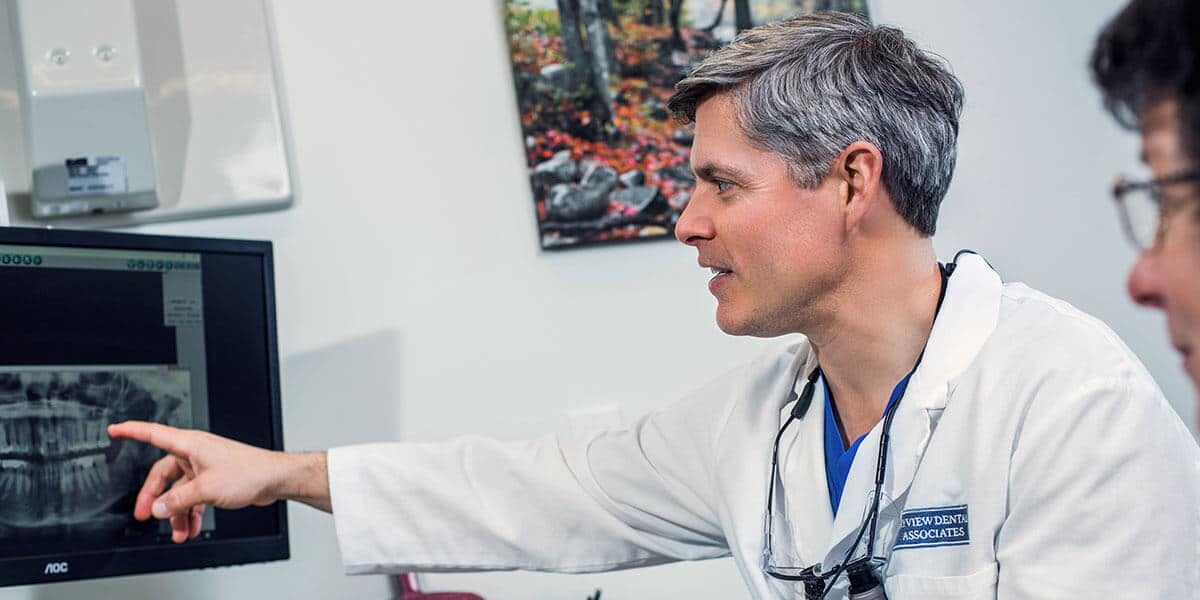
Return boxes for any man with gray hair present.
[110,12,1199,599]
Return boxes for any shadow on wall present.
[27,329,404,600]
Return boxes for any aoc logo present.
[43,561,69,575]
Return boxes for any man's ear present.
[835,141,884,230]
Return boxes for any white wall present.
[4,0,1189,598]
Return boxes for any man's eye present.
[1156,199,1179,241]
[1159,192,1185,219]
[715,180,732,193]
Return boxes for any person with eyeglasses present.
[1093,0,1200,425]
[107,12,1200,600]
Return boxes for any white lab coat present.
[327,255,1200,599]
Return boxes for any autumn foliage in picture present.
[504,0,869,249]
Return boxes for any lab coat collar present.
[814,253,1003,571]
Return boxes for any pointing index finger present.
[108,421,193,457]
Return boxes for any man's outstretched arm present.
[107,421,330,543]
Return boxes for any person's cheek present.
[1175,220,1200,330]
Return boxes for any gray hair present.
[667,12,964,236]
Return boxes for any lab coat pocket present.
[886,562,998,600]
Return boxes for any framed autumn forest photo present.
[504,0,870,250]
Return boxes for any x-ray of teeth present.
[0,369,191,535]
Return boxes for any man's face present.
[675,93,846,337]
[1126,98,1200,402]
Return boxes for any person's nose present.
[675,191,715,247]
[1128,249,1166,309]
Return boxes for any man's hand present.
[107,421,330,543]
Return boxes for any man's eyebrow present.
[693,162,751,182]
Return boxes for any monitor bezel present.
[0,226,289,587]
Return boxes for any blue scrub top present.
[822,373,913,516]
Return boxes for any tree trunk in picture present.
[642,0,665,25]
[557,0,590,85]
[702,0,728,32]
[579,0,615,131]
[813,0,870,18]
[669,0,685,50]
[734,0,753,32]
[598,0,622,32]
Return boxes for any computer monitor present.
[0,226,287,586]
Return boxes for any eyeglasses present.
[762,367,907,599]
[1112,169,1200,251]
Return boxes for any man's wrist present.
[274,451,331,512]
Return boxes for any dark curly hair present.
[1091,0,1200,162]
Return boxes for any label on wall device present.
[65,156,128,197]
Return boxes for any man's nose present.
[675,192,714,246]
[1128,250,1166,309]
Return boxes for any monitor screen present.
[0,226,287,587]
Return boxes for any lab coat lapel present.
[819,254,1003,568]
[775,351,834,568]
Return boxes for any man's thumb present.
[152,481,204,519]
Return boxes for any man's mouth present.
[709,267,732,279]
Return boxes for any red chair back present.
[391,573,485,600]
